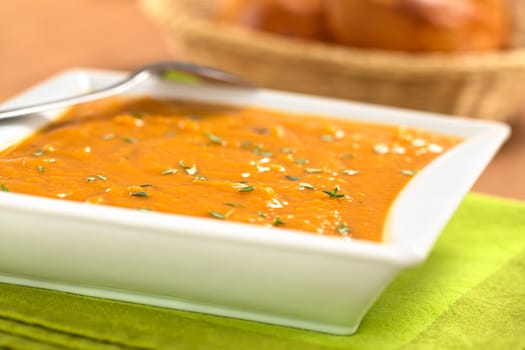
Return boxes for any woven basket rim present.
[144,0,525,76]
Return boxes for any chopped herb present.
[225,202,242,207]
[1,184,9,192]
[322,185,345,198]
[279,147,296,154]
[102,133,115,140]
[337,223,350,235]
[96,174,108,181]
[86,176,97,182]
[294,159,308,164]
[342,169,359,176]
[194,176,208,181]
[140,184,153,187]
[401,169,417,176]
[253,146,273,157]
[299,182,315,190]
[373,143,389,155]
[185,165,198,175]
[178,160,189,169]
[239,185,255,192]
[305,168,323,174]
[130,191,149,197]
[209,210,225,220]
[321,134,334,142]
[257,211,267,218]
[137,208,153,212]
[206,132,223,144]
[38,165,45,173]
[33,149,45,157]
[341,153,354,159]
[131,112,144,119]
[285,175,300,181]
[260,151,273,157]
[123,136,138,144]
[161,168,178,175]
[273,217,286,226]
[241,140,252,149]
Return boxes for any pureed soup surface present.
[0,97,461,242]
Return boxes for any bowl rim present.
[0,68,510,269]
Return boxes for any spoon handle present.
[0,62,252,120]
[0,72,150,120]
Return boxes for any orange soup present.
[0,97,461,241]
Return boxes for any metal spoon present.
[0,61,252,121]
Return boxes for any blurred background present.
[1,0,524,199]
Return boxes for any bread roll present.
[215,0,330,41]
[325,0,510,52]
[216,0,511,52]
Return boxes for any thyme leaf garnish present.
[337,223,350,235]
[33,149,45,157]
[123,136,138,144]
[253,146,273,157]
[161,168,178,175]
[130,191,149,197]
[225,202,242,207]
[279,147,296,154]
[322,185,345,198]
[400,169,417,176]
[273,217,286,226]
[239,185,255,192]
[38,165,45,173]
[209,210,225,220]
[299,182,316,190]
[285,175,300,181]
[1,184,9,192]
[206,132,223,144]
[305,168,323,174]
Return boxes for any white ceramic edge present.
[0,68,510,334]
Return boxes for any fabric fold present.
[1,193,524,350]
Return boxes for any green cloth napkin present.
[1,193,524,350]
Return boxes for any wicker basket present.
[141,0,525,121]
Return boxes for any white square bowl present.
[0,69,510,335]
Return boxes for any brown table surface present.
[1,0,524,200]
